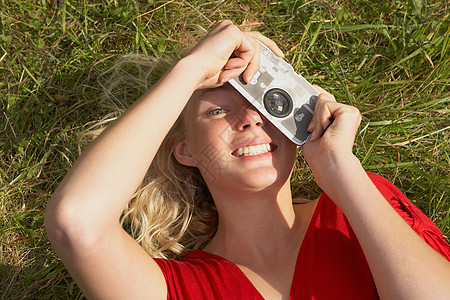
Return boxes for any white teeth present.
[233,143,273,157]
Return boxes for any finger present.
[218,68,242,83]
[308,86,336,133]
[313,84,327,94]
[225,34,259,69]
[307,118,315,133]
[211,20,256,66]
[331,104,361,148]
[310,102,333,141]
[240,38,261,83]
[314,86,336,102]
[215,27,258,83]
[224,57,250,69]
[316,93,336,131]
[309,90,339,140]
[316,103,333,138]
[244,31,284,58]
[307,105,319,133]
[314,101,361,144]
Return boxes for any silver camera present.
[229,42,319,145]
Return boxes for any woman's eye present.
[209,108,228,115]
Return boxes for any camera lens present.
[263,88,293,118]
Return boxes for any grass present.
[1,0,448,298]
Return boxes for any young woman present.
[45,20,450,299]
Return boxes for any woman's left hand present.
[301,86,362,190]
[302,88,450,300]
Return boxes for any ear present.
[173,141,197,167]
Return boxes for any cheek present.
[187,123,231,158]
[190,135,233,183]
[185,123,233,177]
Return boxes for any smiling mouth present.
[231,143,275,157]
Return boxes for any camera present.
[229,42,319,145]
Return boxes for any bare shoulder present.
[292,197,319,209]
[49,223,167,300]
[293,197,319,224]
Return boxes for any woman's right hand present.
[185,20,284,90]
[301,86,362,196]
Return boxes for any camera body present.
[229,42,319,145]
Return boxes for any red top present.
[155,173,450,299]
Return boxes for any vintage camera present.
[229,42,319,145]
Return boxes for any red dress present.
[155,173,450,299]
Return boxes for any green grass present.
[1,0,448,298]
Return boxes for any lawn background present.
[1,0,448,298]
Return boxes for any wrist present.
[177,54,210,90]
[322,157,369,204]
[312,152,363,194]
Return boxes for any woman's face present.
[177,83,297,194]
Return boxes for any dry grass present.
[1,0,448,298]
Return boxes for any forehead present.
[188,83,243,111]
[200,83,239,102]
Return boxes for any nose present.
[237,105,264,130]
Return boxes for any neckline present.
[183,193,325,298]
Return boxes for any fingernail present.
[309,129,316,141]
[247,73,254,83]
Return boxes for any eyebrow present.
[199,87,235,102]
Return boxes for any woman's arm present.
[302,87,450,299]
[44,21,273,299]
[45,58,200,300]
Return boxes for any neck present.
[203,179,304,260]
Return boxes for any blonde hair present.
[89,54,218,259]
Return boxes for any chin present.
[243,173,279,190]
[213,168,289,194]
